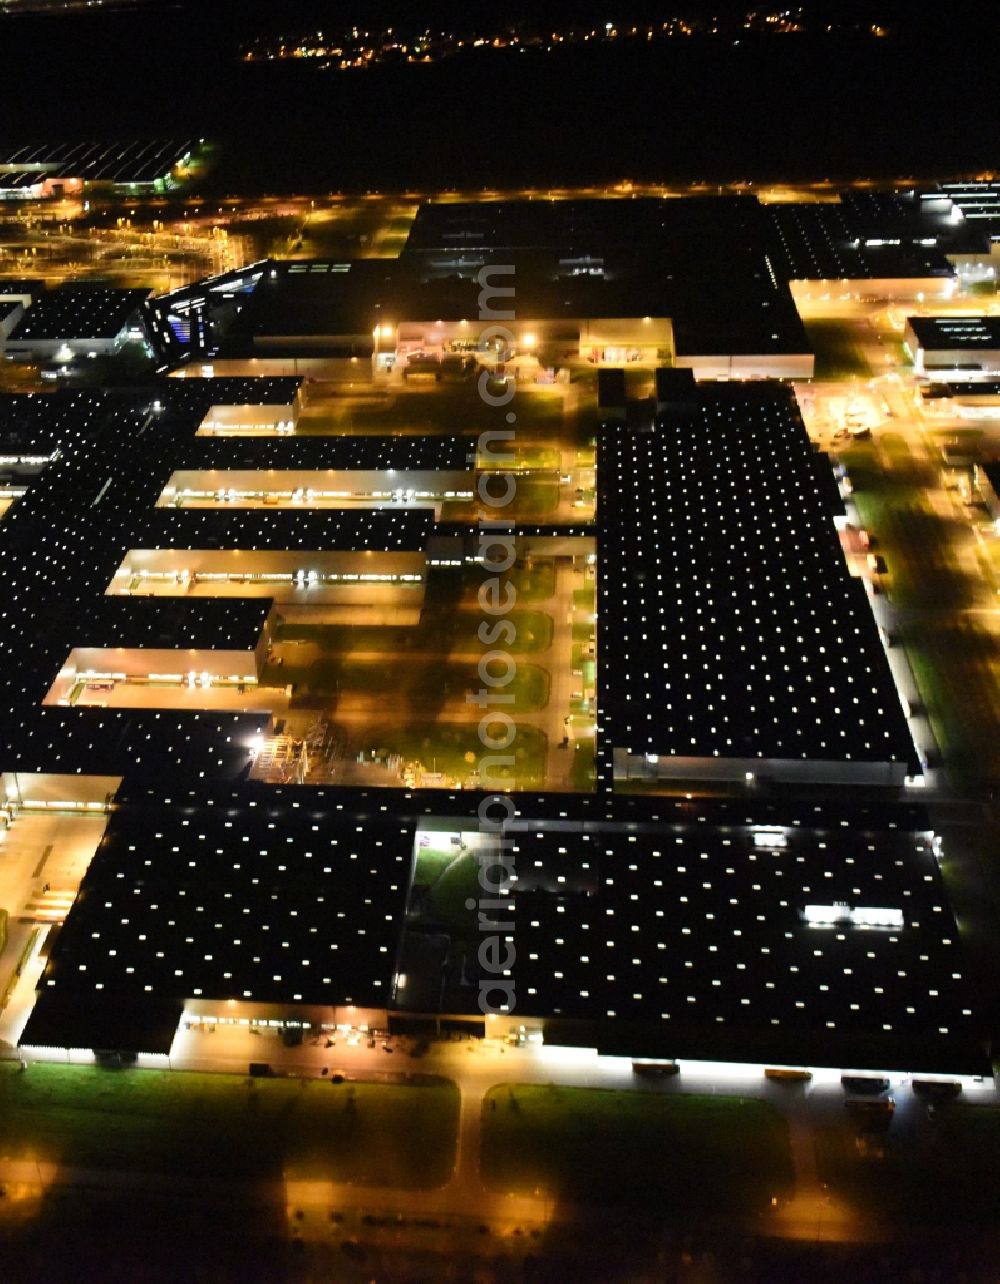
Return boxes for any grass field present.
[569,740,596,792]
[805,320,872,380]
[481,1085,792,1213]
[422,851,482,927]
[300,387,565,437]
[440,477,561,522]
[343,722,549,789]
[844,443,1000,789]
[905,627,1000,790]
[275,609,554,655]
[462,558,557,605]
[266,658,550,713]
[0,1064,459,1188]
[411,844,463,888]
[475,444,562,471]
[814,1103,1000,1225]
[572,587,595,612]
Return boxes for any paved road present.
[4,1030,994,1250]
[12,1024,992,1235]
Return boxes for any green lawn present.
[266,658,550,712]
[475,445,562,471]
[814,1103,1000,1225]
[905,627,1000,791]
[412,844,465,887]
[424,852,483,926]
[346,721,549,789]
[845,450,1000,789]
[300,387,564,437]
[276,608,554,656]
[481,1085,792,1213]
[463,558,557,605]
[572,587,595,611]
[0,1064,459,1187]
[804,320,872,380]
[569,740,597,792]
[508,559,558,602]
[440,477,560,522]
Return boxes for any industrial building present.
[904,315,1000,377]
[0,195,992,1079]
[215,198,816,380]
[3,287,151,364]
[597,382,918,787]
[16,781,985,1076]
[0,138,202,199]
[0,298,24,355]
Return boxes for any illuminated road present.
[4,1027,994,1250]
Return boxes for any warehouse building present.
[4,288,151,364]
[597,382,919,787]
[17,782,987,1076]
[904,315,1000,377]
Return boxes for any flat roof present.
[21,792,414,1051]
[10,288,149,342]
[17,780,984,1071]
[0,388,106,454]
[144,506,436,554]
[767,203,953,280]
[597,383,917,768]
[906,315,1000,350]
[229,255,809,362]
[502,818,981,1073]
[0,278,46,296]
[158,376,303,412]
[225,196,815,361]
[0,138,197,185]
[72,596,271,653]
[185,433,471,473]
[0,388,447,779]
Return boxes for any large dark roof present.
[18,779,985,1072]
[0,389,456,779]
[184,434,470,473]
[597,383,918,768]
[907,315,1000,351]
[0,278,46,297]
[0,138,197,185]
[404,196,767,260]
[225,196,813,361]
[21,791,414,1051]
[766,203,953,281]
[0,390,98,455]
[145,506,435,554]
[10,288,149,342]
[73,596,271,653]
[502,817,982,1073]
[159,376,303,412]
[931,182,1000,246]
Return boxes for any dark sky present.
[0,0,996,191]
